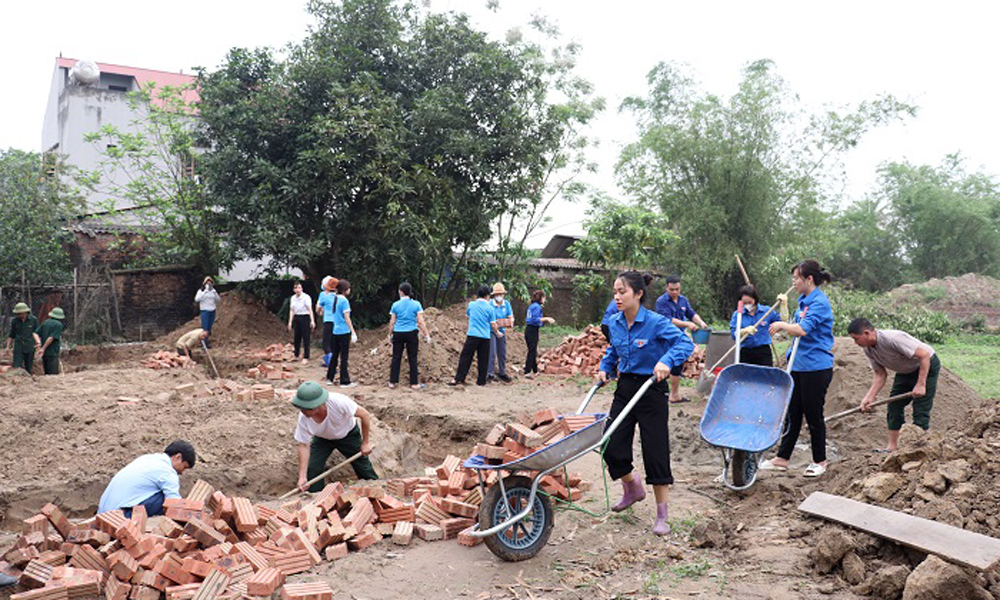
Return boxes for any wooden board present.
[799,492,1000,570]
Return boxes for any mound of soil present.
[353,304,526,384]
[157,292,287,349]
[891,273,1000,327]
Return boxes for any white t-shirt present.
[294,394,358,443]
[290,293,313,316]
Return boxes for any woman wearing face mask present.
[728,285,781,367]
[487,283,514,383]
[597,271,694,536]
[761,260,835,478]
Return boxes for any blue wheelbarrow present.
[699,302,802,491]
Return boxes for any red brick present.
[106,576,132,600]
[413,523,443,541]
[23,515,50,537]
[109,551,140,580]
[323,543,348,561]
[390,522,413,546]
[440,498,478,519]
[531,408,559,427]
[182,519,226,548]
[456,526,483,547]
[232,543,268,573]
[245,567,283,597]
[11,588,70,600]
[19,559,54,589]
[280,582,333,600]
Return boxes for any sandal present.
[804,463,827,478]
[387,383,396,389]
[668,397,691,404]
[411,383,426,390]
[759,459,789,472]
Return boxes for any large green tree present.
[198,0,583,309]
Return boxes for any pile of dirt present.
[891,273,1000,327]
[353,304,526,384]
[157,292,287,349]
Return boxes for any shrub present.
[824,286,952,344]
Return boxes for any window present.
[108,85,129,92]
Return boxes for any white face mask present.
[494,295,504,303]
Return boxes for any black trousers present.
[739,345,773,367]
[601,324,611,344]
[524,325,540,374]
[292,314,312,358]
[326,333,352,384]
[42,355,59,375]
[390,330,420,385]
[777,369,833,463]
[603,374,673,485]
[322,322,334,355]
[455,336,490,385]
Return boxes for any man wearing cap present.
[35,308,65,375]
[487,283,514,383]
[98,440,197,517]
[6,303,39,374]
[293,381,377,492]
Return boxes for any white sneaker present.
[340,382,358,388]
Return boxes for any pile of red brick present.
[539,326,607,376]
[171,382,294,404]
[681,345,706,379]
[245,364,297,382]
[141,353,197,371]
[251,345,296,363]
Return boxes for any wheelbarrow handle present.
[708,286,795,373]
[575,381,605,414]
[598,377,656,448]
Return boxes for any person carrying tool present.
[35,307,65,375]
[387,282,432,390]
[293,381,377,492]
[761,260,835,478]
[195,277,221,344]
[597,271,695,536]
[487,282,514,383]
[848,318,940,452]
[728,285,781,367]
[449,285,501,387]
[98,440,197,517]
[654,275,708,403]
[287,281,315,363]
[176,328,208,360]
[7,302,39,374]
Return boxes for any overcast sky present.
[3,1,998,246]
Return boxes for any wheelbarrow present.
[698,302,803,491]
[464,377,656,561]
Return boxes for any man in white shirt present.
[293,381,377,492]
[98,440,196,517]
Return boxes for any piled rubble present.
[249,345,296,364]
[140,353,197,371]
[539,326,706,379]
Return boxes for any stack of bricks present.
[247,363,298,382]
[141,351,197,370]
[538,325,609,376]
[251,344,296,363]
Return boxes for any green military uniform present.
[9,309,39,374]
[36,313,64,375]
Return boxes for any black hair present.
[476,285,491,299]
[336,279,351,294]
[847,318,875,335]
[792,260,832,285]
[737,285,759,304]
[292,281,303,288]
[664,275,681,285]
[399,282,413,297]
[164,440,196,468]
[616,271,654,304]
[531,290,545,304]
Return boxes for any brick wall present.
[510,266,612,328]
[68,231,150,271]
[113,266,200,340]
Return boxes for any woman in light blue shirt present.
[524,289,555,377]
[387,282,432,389]
[325,279,359,388]
[449,286,500,386]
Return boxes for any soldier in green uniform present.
[35,307,65,375]
[6,303,39,373]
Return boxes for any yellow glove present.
[739,326,757,338]
[776,293,789,322]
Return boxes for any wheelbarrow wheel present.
[479,475,554,562]
[731,450,757,488]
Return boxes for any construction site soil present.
[1,298,997,599]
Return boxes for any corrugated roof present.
[56,57,199,104]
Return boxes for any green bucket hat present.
[292,381,329,409]
[12,302,30,314]
[49,308,65,320]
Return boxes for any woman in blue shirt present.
[387,282,432,389]
[449,285,501,386]
[523,290,555,378]
[316,277,339,361]
[325,279,359,388]
[762,260,835,478]
[487,283,515,383]
[597,271,694,536]
[728,285,781,367]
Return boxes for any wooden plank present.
[798,492,1000,570]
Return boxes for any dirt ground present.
[891,273,1000,327]
[0,305,996,599]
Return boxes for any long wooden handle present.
[201,340,220,379]
[825,393,915,423]
[735,254,751,286]
[707,286,796,373]
[280,451,365,499]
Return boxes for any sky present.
[3,0,999,246]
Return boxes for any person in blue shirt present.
[600,299,618,343]
[449,285,501,386]
[98,440,196,517]
[326,279,359,388]
[487,283,514,383]
[728,285,781,367]
[523,290,555,378]
[316,277,339,362]
[762,260,835,478]
[387,282,432,389]
[654,275,708,404]
[597,271,694,536]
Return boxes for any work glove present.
[425,335,432,344]
[776,293,789,322]
[351,332,358,344]
[739,326,757,338]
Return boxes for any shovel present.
[280,450,366,499]
[824,392,915,423]
[201,339,220,379]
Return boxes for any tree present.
[198,0,579,315]
[571,195,677,271]
[616,60,915,317]
[81,84,221,274]
[0,149,82,287]
[825,198,910,291]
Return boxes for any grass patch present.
[935,334,1000,398]
[538,324,586,350]
[668,513,700,535]
[670,558,713,579]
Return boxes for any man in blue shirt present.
[653,275,708,403]
[98,440,196,517]
[487,283,514,383]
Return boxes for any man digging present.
[293,381,378,492]
[848,318,940,452]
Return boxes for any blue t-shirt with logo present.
[390,298,423,333]
[333,296,352,335]
[466,300,496,339]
